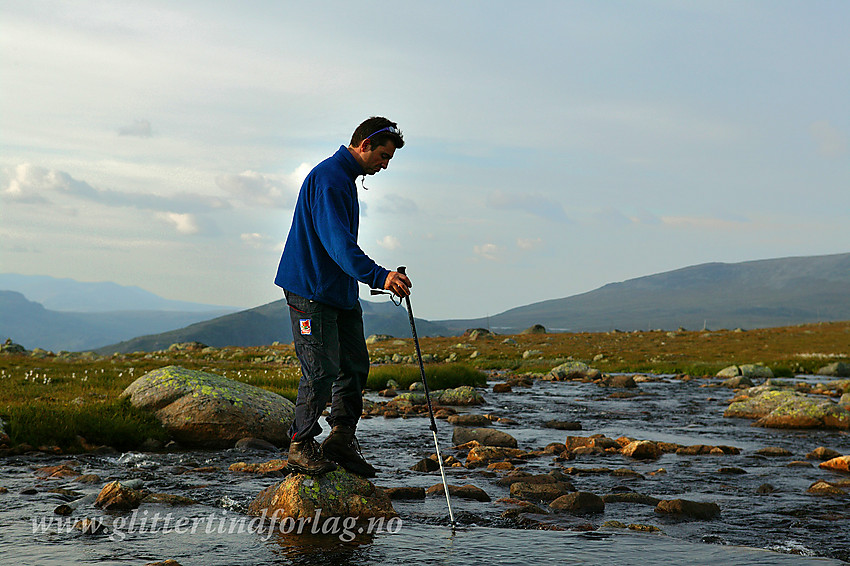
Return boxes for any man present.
[275,116,411,477]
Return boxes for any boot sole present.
[322,450,377,478]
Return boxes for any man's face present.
[361,141,396,175]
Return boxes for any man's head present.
[348,117,404,175]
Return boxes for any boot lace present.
[349,434,364,458]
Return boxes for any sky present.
[2,1,848,320]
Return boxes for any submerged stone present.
[655,499,720,520]
[426,483,490,502]
[550,491,605,514]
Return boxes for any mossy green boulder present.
[756,396,850,430]
[724,389,799,419]
[247,468,396,520]
[437,385,484,405]
[121,365,294,448]
[724,387,850,429]
[547,361,599,381]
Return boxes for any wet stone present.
[410,458,440,473]
[544,420,582,431]
[806,446,842,460]
[755,446,793,457]
[718,467,747,475]
[602,493,661,506]
[550,491,605,515]
[655,499,721,520]
[426,483,491,502]
[807,481,848,496]
[509,482,575,502]
[385,486,426,500]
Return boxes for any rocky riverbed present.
[1,371,849,565]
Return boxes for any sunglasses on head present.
[365,126,402,140]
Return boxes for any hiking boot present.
[286,438,337,476]
[321,425,378,478]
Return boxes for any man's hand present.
[384,271,412,297]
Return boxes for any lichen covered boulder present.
[818,363,850,378]
[548,361,596,381]
[724,389,800,419]
[755,396,850,430]
[437,386,484,406]
[725,386,850,430]
[121,365,295,448]
[716,364,773,380]
[247,468,396,520]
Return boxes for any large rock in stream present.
[122,366,295,448]
[248,468,396,520]
[716,364,773,380]
[724,387,850,430]
[452,427,518,448]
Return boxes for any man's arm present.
[312,186,390,289]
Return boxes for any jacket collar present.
[333,145,365,179]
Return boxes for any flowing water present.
[1,374,848,565]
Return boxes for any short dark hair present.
[350,116,404,149]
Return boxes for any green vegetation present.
[5,397,168,452]
[367,363,486,391]
[1,321,848,452]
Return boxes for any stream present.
[1,374,848,565]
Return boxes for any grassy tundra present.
[1,321,848,452]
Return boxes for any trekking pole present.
[372,266,456,528]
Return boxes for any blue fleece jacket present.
[274,146,390,309]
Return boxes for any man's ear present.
[359,139,372,152]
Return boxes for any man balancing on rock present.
[274,116,412,477]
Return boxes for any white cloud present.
[2,163,229,212]
[2,164,52,203]
[809,121,847,158]
[473,243,501,261]
[157,212,200,235]
[241,232,276,250]
[118,119,152,137]
[517,237,543,250]
[216,167,305,209]
[487,190,570,224]
[377,235,401,250]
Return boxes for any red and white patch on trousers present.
[299,319,312,335]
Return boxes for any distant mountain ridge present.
[436,252,850,334]
[0,273,238,312]
[0,291,237,352]
[4,253,848,353]
[94,299,450,355]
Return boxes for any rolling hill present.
[94,298,450,354]
[5,252,848,353]
[437,252,850,334]
[0,291,237,352]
